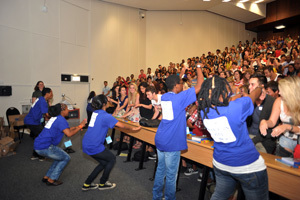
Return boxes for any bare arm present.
[259,97,281,136]
[115,121,141,131]
[151,106,159,120]
[248,87,262,104]
[63,119,87,137]
[194,65,204,94]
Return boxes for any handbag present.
[139,118,161,127]
[293,135,300,159]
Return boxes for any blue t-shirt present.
[82,110,118,155]
[24,96,48,125]
[200,97,259,166]
[155,87,196,151]
[34,115,69,150]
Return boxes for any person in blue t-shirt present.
[152,64,204,200]
[24,87,53,160]
[34,103,86,186]
[198,76,268,200]
[82,94,141,191]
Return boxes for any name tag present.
[64,140,72,148]
[106,136,112,144]
[258,106,263,111]
[203,116,236,143]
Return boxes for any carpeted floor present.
[0,129,206,200]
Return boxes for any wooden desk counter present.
[114,119,300,199]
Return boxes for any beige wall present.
[0,1,256,125]
[90,0,146,93]
[146,11,257,68]
[0,0,145,124]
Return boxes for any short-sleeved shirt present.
[102,86,111,96]
[82,110,118,155]
[151,94,162,112]
[32,90,42,98]
[155,87,196,151]
[200,97,259,167]
[140,97,154,119]
[34,115,69,150]
[24,96,49,125]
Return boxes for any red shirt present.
[138,74,146,79]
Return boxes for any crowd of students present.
[24,34,300,200]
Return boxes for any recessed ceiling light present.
[254,0,264,3]
[222,0,231,2]
[275,25,285,29]
[239,0,249,2]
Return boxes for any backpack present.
[112,141,128,151]
[132,150,149,162]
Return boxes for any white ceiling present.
[99,0,275,23]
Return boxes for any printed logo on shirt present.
[161,101,174,120]
[45,117,57,129]
[31,98,39,108]
[203,116,236,143]
[89,112,98,127]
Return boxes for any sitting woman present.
[233,70,243,87]
[113,85,128,117]
[260,76,300,157]
[106,85,120,114]
[82,95,141,191]
[34,103,86,186]
[122,83,140,122]
[135,82,154,120]
[132,82,154,149]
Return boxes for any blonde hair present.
[279,76,300,125]
[128,83,137,104]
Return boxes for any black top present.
[140,97,154,120]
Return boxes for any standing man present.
[102,81,110,97]
[152,64,204,200]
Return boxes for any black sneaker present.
[82,183,98,191]
[148,153,157,160]
[184,168,198,176]
[38,156,45,161]
[98,181,116,190]
[64,147,75,154]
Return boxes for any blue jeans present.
[36,145,70,180]
[211,166,269,200]
[152,149,180,200]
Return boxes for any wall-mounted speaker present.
[0,86,12,96]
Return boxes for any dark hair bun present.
[91,95,108,110]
